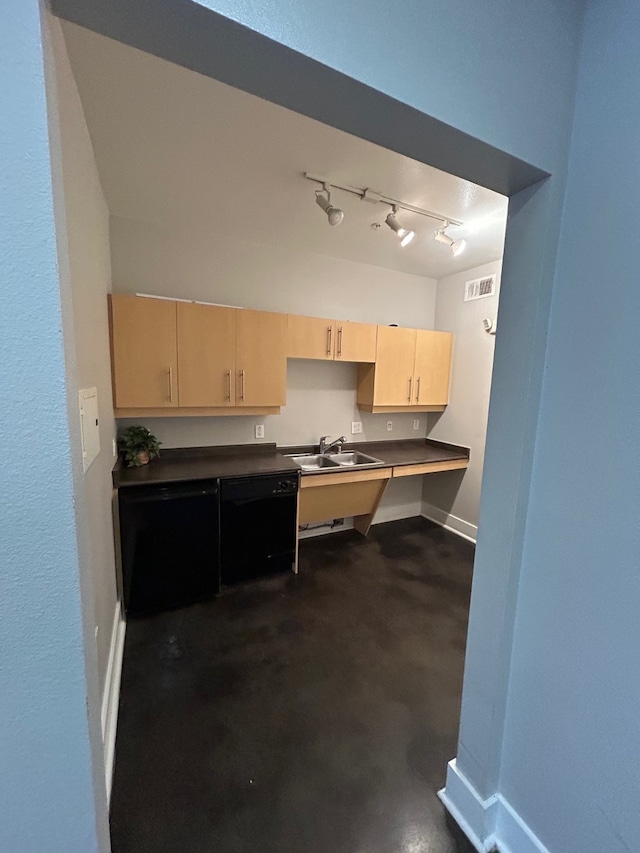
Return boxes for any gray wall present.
[0,6,109,850]
[422,260,502,539]
[495,2,640,850]
[51,15,118,702]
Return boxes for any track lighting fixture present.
[385,207,415,247]
[315,187,344,226]
[304,174,467,259]
[434,221,466,256]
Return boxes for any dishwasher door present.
[119,480,219,616]
[220,474,299,586]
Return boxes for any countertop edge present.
[113,438,469,488]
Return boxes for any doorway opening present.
[47,4,550,851]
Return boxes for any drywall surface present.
[51,14,118,703]
[422,260,501,536]
[497,2,640,850]
[190,0,582,175]
[110,215,435,327]
[0,6,107,851]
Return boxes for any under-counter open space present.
[110,518,476,853]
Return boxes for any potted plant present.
[118,425,161,467]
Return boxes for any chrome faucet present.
[319,435,347,454]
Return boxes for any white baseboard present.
[101,601,126,801]
[438,759,497,852]
[439,758,551,853]
[421,503,478,543]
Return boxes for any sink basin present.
[329,451,385,467]
[290,454,341,471]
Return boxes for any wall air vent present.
[464,274,497,302]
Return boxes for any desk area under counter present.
[290,438,469,535]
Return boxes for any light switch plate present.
[386,420,393,431]
[351,422,362,434]
[413,419,420,430]
[255,424,265,439]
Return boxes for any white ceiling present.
[61,22,508,280]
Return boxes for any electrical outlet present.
[413,419,420,430]
[255,424,265,439]
[351,421,362,435]
[386,420,393,431]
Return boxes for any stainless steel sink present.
[289,454,341,471]
[330,451,385,467]
[287,450,385,471]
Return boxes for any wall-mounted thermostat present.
[79,387,100,473]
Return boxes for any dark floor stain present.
[110,516,476,853]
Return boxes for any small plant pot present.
[136,450,151,466]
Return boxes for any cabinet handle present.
[168,367,174,403]
[337,326,343,357]
[416,376,421,402]
[327,326,333,355]
[226,369,232,401]
[240,369,245,401]
[407,377,412,402]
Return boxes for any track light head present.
[435,221,466,256]
[385,208,415,247]
[315,188,344,226]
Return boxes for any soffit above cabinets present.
[61,21,508,280]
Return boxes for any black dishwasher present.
[220,473,299,586]
[119,480,219,616]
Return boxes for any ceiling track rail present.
[304,172,463,227]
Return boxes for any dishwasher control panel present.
[274,478,299,495]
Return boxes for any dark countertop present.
[113,439,469,488]
[358,438,469,468]
[113,444,300,488]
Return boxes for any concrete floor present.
[110,517,476,853]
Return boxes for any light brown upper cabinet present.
[109,294,178,409]
[235,309,288,407]
[109,295,287,415]
[366,326,417,406]
[335,321,377,362]
[288,315,335,360]
[177,302,236,407]
[356,326,453,412]
[413,330,453,406]
[287,315,376,363]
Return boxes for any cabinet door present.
[413,330,453,405]
[235,309,288,406]
[109,294,178,408]
[372,326,417,405]
[335,321,377,362]
[287,315,335,360]
[177,303,236,406]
